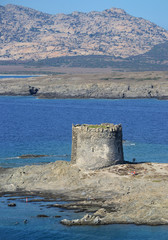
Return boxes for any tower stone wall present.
[71,123,124,170]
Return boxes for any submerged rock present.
[18,154,48,159]
[37,214,49,218]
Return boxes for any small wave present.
[0,156,20,160]
[123,141,136,146]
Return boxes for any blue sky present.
[1,0,168,29]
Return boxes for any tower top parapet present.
[73,123,122,133]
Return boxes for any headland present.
[0,71,168,99]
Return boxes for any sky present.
[1,0,168,30]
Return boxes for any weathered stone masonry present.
[71,123,124,170]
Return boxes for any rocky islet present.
[0,161,168,226]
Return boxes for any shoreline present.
[0,94,167,101]
[0,93,168,101]
[0,161,168,226]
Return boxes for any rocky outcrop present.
[0,4,168,61]
[0,161,168,226]
[18,154,48,159]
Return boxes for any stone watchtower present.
[71,123,124,170]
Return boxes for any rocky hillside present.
[128,41,168,64]
[27,41,168,71]
[0,4,168,61]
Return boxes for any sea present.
[0,84,168,239]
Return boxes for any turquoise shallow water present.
[0,196,168,240]
[0,96,168,239]
[0,195,168,240]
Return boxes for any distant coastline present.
[0,72,168,100]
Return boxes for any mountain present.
[0,4,168,62]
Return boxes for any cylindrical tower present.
[71,123,124,170]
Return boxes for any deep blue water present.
[0,96,168,167]
[0,96,168,239]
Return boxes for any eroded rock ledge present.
[0,161,168,226]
